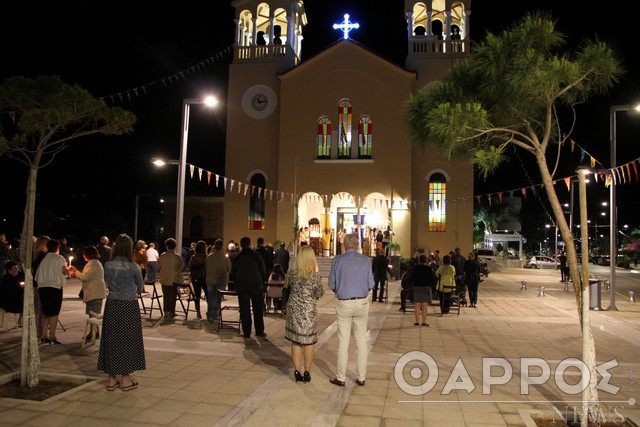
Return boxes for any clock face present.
[242,85,277,119]
[251,94,268,111]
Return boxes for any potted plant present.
[387,243,401,256]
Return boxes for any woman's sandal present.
[106,381,120,391]
[120,380,139,391]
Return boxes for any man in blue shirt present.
[328,233,374,387]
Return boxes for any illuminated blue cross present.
[333,14,360,40]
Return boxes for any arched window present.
[412,2,427,36]
[337,99,352,158]
[358,116,373,158]
[273,7,288,45]
[431,0,445,39]
[239,10,254,47]
[256,3,270,43]
[317,116,331,158]
[249,173,266,230]
[428,173,446,232]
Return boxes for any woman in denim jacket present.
[97,234,145,392]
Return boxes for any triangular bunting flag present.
[564,177,571,191]
[198,168,203,181]
[189,164,195,178]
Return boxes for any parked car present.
[475,249,497,263]
[525,255,558,269]
[598,256,610,266]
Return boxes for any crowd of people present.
[0,228,488,391]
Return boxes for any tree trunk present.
[20,165,41,387]
[536,153,599,424]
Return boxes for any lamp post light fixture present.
[152,95,218,252]
[608,103,640,311]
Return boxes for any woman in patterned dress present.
[98,234,145,391]
[284,245,324,383]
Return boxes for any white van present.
[475,249,497,262]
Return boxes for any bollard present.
[521,281,527,291]
[589,279,603,310]
[564,280,569,292]
[538,286,545,297]
[629,291,636,303]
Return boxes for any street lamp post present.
[608,104,640,311]
[153,96,217,252]
[174,97,218,252]
[134,193,151,242]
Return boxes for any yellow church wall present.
[223,61,286,244]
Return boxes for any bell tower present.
[224,1,307,242]
[405,0,471,87]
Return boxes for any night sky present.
[1,1,638,244]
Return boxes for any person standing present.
[68,246,107,340]
[266,264,286,312]
[97,236,111,269]
[0,233,11,280]
[188,240,208,320]
[58,236,72,266]
[0,261,24,325]
[328,233,374,387]
[98,234,145,391]
[133,241,148,282]
[231,236,266,338]
[255,237,274,277]
[451,247,467,302]
[382,226,394,254]
[35,239,68,344]
[204,239,231,323]
[558,251,568,282]
[371,247,390,303]
[273,242,290,273]
[410,254,435,326]
[433,250,441,266]
[145,242,159,286]
[464,251,481,308]
[32,235,51,338]
[284,245,324,383]
[435,255,456,314]
[158,238,184,318]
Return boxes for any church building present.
[223,0,474,257]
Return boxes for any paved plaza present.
[0,267,638,426]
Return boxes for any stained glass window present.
[358,115,372,158]
[248,173,266,230]
[337,99,352,158]
[428,173,446,232]
[317,116,331,158]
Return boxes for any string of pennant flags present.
[184,155,640,213]
[101,45,234,104]
[185,163,470,209]
[474,136,640,206]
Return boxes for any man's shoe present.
[329,377,345,387]
[356,379,365,386]
[256,332,267,338]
